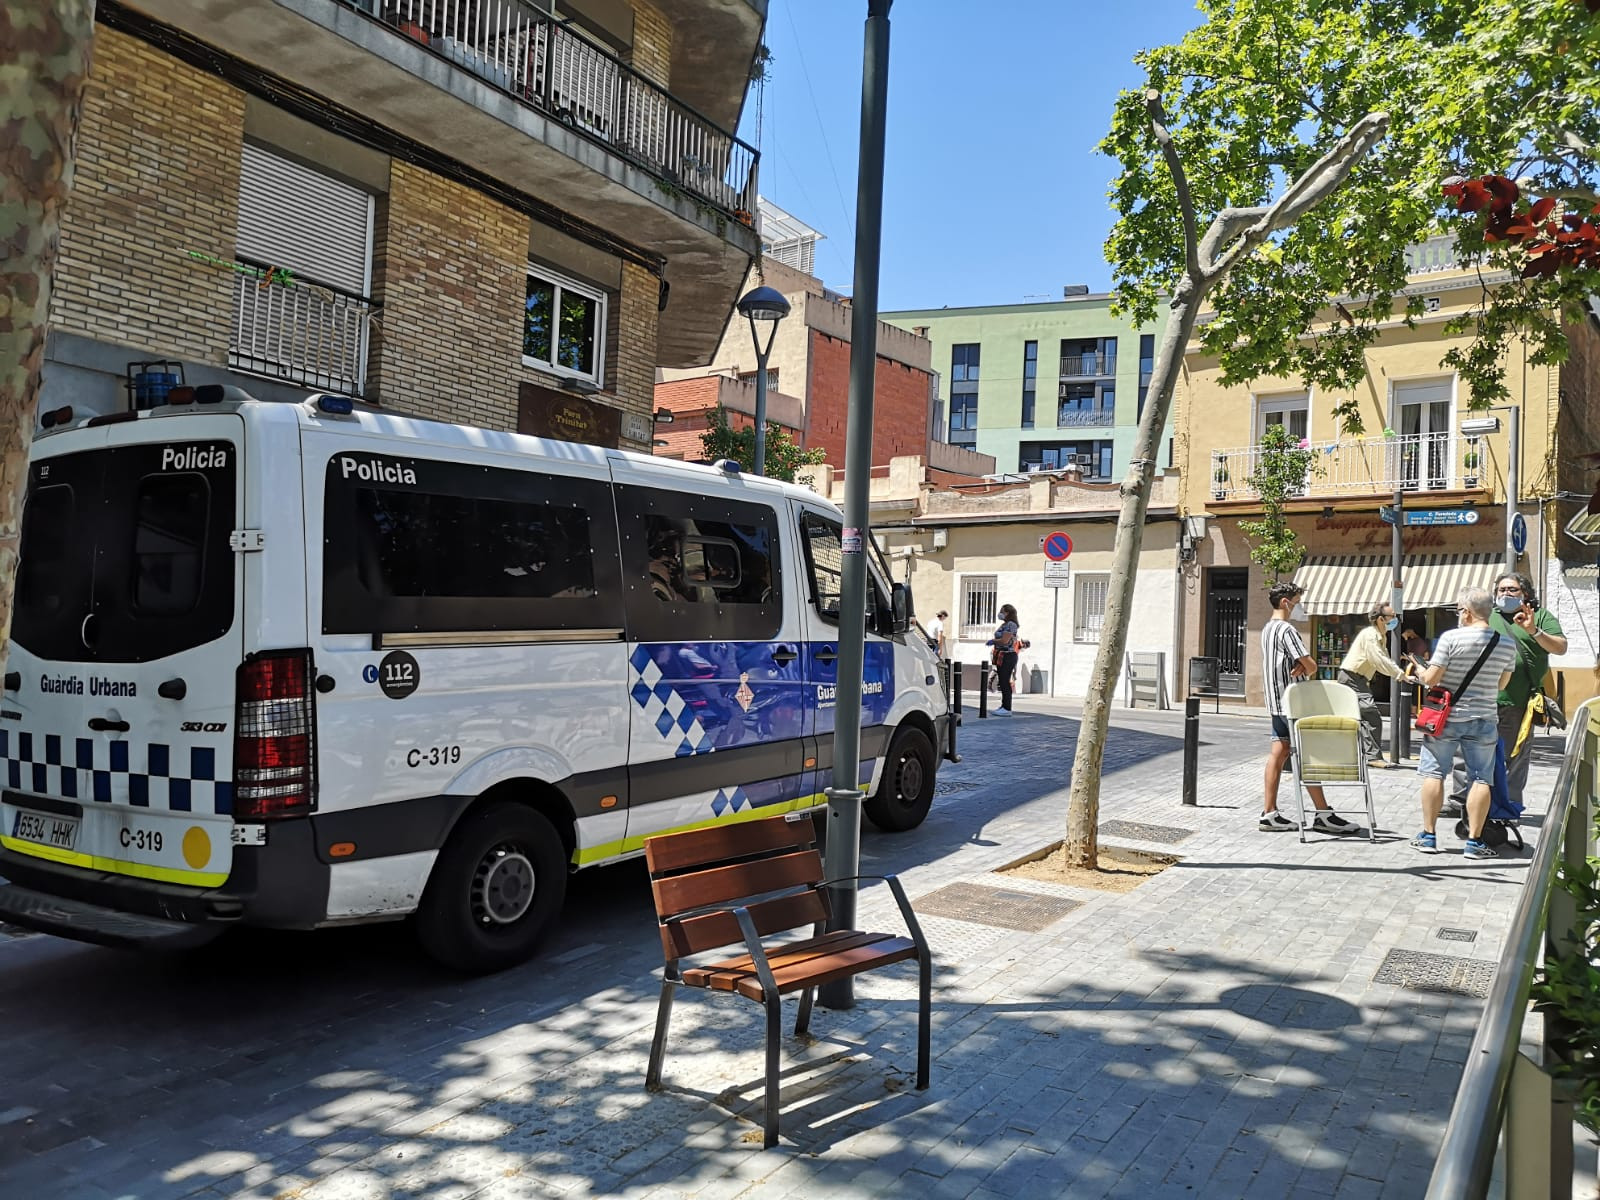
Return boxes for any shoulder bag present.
[1415,632,1501,736]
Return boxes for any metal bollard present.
[978,663,990,718]
[1397,689,1412,760]
[952,662,964,719]
[1182,696,1199,806]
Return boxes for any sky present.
[737,0,1207,310]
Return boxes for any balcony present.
[1060,352,1116,379]
[1056,404,1115,428]
[1208,432,1485,502]
[228,258,375,394]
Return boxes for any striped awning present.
[1292,553,1504,616]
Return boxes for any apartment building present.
[880,294,1170,483]
[1176,236,1600,707]
[43,0,765,449]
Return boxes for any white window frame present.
[522,264,608,386]
[959,575,998,640]
[1074,572,1110,643]
[1255,391,1311,442]
[1388,374,1456,437]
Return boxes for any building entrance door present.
[1207,568,1248,696]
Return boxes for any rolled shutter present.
[237,143,372,295]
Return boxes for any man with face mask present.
[1259,581,1362,833]
[1442,571,1566,816]
[1339,602,1417,766]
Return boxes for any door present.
[1207,568,1248,697]
[1392,379,1453,490]
[1,420,246,889]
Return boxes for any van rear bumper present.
[0,881,223,949]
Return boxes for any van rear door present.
[0,419,244,888]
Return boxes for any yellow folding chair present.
[1284,681,1377,843]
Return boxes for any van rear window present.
[13,443,237,663]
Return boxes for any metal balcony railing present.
[1208,431,1485,500]
[228,259,374,394]
[1057,405,1115,428]
[347,0,758,219]
[1059,352,1116,379]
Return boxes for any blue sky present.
[738,0,1206,309]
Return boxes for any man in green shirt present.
[1445,570,1566,815]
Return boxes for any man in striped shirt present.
[1260,582,1362,834]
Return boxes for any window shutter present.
[237,143,373,295]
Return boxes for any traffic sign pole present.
[1390,487,1404,767]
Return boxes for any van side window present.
[800,511,892,634]
[132,474,210,616]
[15,485,79,623]
[617,487,781,643]
[322,455,623,637]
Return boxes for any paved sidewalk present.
[0,705,1562,1199]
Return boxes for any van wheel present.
[416,803,567,973]
[864,727,937,832]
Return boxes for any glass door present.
[1393,379,1453,490]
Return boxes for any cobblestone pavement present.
[0,702,1564,1199]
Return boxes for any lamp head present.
[736,285,791,324]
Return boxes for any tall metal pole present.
[1505,405,1520,573]
[820,0,892,1012]
[752,341,770,477]
[1390,487,1404,766]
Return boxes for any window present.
[15,485,78,626]
[1257,392,1309,441]
[1392,377,1454,489]
[739,368,779,393]
[1138,333,1155,419]
[1019,440,1114,480]
[1021,340,1037,428]
[524,266,606,384]
[960,575,998,640]
[133,475,211,616]
[799,512,893,635]
[949,344,980,446]
[1060,337,1117,378]
[618,488,782,642]
[1075,573,1109,642]
[323,455,622,637]
[1057,382,1115,426]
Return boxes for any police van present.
[0,389,951,971]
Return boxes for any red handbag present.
[1414,632,1500,736]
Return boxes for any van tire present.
[415,803,567,973]
[863,727,936,832]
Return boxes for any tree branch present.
[1147,88,1201,278]
[1207,111,1390,279]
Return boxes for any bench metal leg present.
[916,950,931,1089]
[763,993,782,1148]
[795,986,815,1037]
[646,978,675,1091]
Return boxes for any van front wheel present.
[863,727,937,832]
[416,803,567,973]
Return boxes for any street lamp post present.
[736,285,791,476]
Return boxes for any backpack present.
[1454,737,1523,850]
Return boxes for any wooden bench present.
[644,813,932,1148]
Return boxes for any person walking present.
[1412,587,1517,859]
[987,604,1021,716]
[1259,582,1361,834]
[1338,602,1416,767]
[1442,571,1566,818]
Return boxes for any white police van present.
[0,388,951,971]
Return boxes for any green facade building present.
[882,294,1170,481]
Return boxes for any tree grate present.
[1097,820,1196,845]
[1373,948,1496,997]
[1436,928,1478,943]
[911,882,1082,932]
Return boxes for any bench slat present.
[685,930,885,989]
[651,849,823,920]
[681,931,920,1001]
[660,891,828,960]
[645,815,815,876]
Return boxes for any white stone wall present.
[1546,558,1600,667]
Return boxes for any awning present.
[1292,553,1503,616]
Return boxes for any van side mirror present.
[892,582,911,633]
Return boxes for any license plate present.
[12,809,81,852]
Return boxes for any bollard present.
[1182,696,1199,806]
[952,662,964,719]
[1397,689,1412,760]
[978,663,990,718]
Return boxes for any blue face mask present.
[1385,617,1399,631]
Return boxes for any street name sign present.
[1405,509,1480,526]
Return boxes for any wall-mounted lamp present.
[653,407,675,425]
[931,527,949,550]
[1179,513,1209,563]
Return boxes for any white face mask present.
[1289,602,1307,623]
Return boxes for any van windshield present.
[13,441,237,663]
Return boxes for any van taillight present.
[234,650,317,819]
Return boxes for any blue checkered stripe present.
[628,647,716,758]
[0,730,233,814]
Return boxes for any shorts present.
[1418,716,1497,782]
[1268,714,1291,742]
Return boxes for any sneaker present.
[1463,839,1498,861]
[991,707,1013,716]
[1311,810,1362,835]
[1439,799,1465,819]
[1259,811,1297,832]
[1410,831,1438,854]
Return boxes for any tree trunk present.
[1062,280,1206,867]
[0,0,96,670]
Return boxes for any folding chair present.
[1284,680,1378,843]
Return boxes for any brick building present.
[43,0,766,450]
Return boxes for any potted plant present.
[1463,444,1481,485]
[1212,460,1230,499]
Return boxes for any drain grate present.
[912,882,1082,932]
[1374,948,1496,997]
[1436,927,1478,944]
[1097,820,1196,845]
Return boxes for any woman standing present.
[987,604,1021,715]
[1338,601,1416,765]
